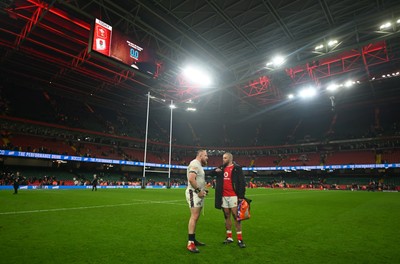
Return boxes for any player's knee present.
[191,211,201,220]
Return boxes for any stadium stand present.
[325,151,376,165]
[1,85,400,189]
[3,130,400,167]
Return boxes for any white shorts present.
[222,196,238,209]
[185,188,204,208]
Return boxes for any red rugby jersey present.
[223,165,236,196]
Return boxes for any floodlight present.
[169,104,176,109]
[182,66,212,86]
[186,107,197,112]
[315,44,324,50]
[299,87,317,98]
[266,55,285,67]
[379,22,391,30]
[327,84,339,92]
[344,80,353,87]
[327,40,338,47]
[382,75,386,78]
[397,19,400,24]
[288,94,294,99]
[272,55,285,66]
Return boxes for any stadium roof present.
[1,0,400,117]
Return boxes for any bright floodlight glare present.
[182,66,212,86]
[288,94,294,99]
[272,55,285,67]
[169,104,176,109]
[299,87,317,99]
[315,44,324,50]
[397,19,400,24]
[380,22,391,30]
[344,80,353,87]
[327,40,338,47]
[186,107,197,112]
[327,84,339,92]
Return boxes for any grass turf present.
[0,188,399,264]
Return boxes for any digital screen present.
[92,18,112,57]
[1,150,399,171]
[90,18,157,76]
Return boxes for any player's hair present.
[196,149,207,157]
[224,152,233,161]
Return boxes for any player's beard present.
[201,159,207,166]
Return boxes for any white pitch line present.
[0,192,309,216]
[0,199,186,215]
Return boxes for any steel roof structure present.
[1,0,400,116]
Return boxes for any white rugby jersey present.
[186,159,205,190]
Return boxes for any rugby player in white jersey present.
[186,149,208,253]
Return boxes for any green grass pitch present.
[1,188,399,263]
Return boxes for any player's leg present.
[188,206,201,234]
[224,208,232,230]
[231,205,242,233]
[222,197,234,244]
[186,189,203,253]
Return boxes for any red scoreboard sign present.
[90,18,157,76]
[92,18,112,57]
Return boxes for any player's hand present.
[198,190,206,198]
[215,168,222,172]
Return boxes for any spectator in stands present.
[211,152,247,248]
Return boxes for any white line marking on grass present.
[0,199,186,215]
[130,199,187,206]
[2,192,319,216]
